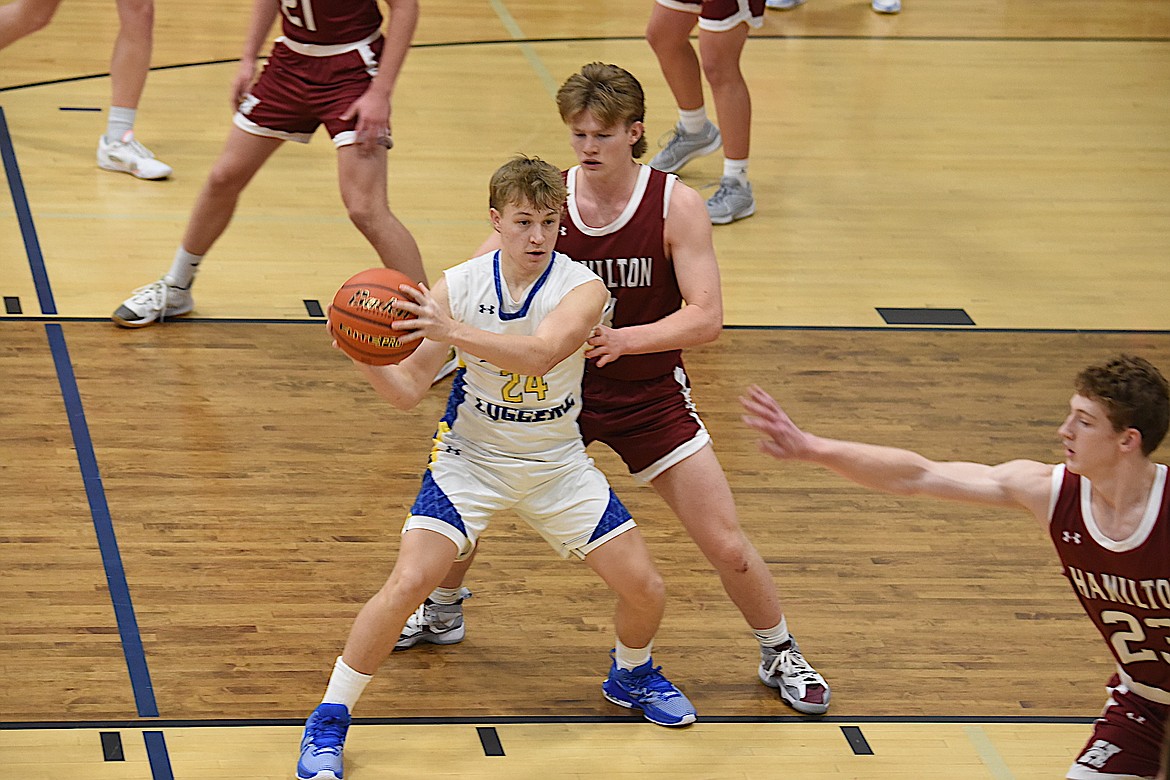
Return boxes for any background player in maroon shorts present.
[741,354,1170,780]
[111,0,425,327]
[398,62,831,716]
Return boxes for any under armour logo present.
[1062,531,1082,544]
[443,445,461,456]
[1126,712,1147,724]
[560,226,567,236]
[478,304,496,314]
[1078,740,1121,769]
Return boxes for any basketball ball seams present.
[330,267,423,366]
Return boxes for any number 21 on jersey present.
[281,0,317,31]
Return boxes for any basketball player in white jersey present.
[741,355,1170,780]
[296,156,695,780]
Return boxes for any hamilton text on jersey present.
[579,257,652,289]
[1068,566,1170,610]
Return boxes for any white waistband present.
[1117,667,1170,705]
[275,30,380,57]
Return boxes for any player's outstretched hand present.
[740,385,814,461]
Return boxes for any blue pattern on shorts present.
[589,489,632,543]
[410,470,467,536]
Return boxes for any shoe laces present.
[127,281,169,313]
[306,712,348,754]
[767,644,824,687]
[621,664,685,702]
[117,133,156,159]
[707,179,744,207]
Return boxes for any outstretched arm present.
[739,385,1055,525]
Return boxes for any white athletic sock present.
[723,157,750,187]
[322,656,372,711]
[753,616,789,649]
[106,106,136,143]
[678,107,709,135]
[164,247,202,289]
[614,638,652,671]
[429,586,464,606]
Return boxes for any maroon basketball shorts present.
[233,32,390,148]
[655,0,764,32]
[1066,674,1167,779]
[580,366,711,482]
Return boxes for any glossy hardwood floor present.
[2,1,1168,777]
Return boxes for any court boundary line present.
[2,316,1168,335]
[0,713,1097,730]
[2,34,1166,94]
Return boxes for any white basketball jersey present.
[438,250,602,463]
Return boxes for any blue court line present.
[45,323,159,719]
[144,732,175,779]
[0,106,57,315]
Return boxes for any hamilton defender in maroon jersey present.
[398,63,832,717]
[112,0,425,328]
[741,355,1170,780]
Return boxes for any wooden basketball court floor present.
[2,1,1169,778]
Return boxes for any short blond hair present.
[488,155,567,214]
[556,62,647,159]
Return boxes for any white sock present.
[322,656,372,711]
[429,586,464,606]
[614,638,652,671]
[164,247,202,289]
[106,106,136,143]
[678,107,709,135]
[723,157,749,186]
[753,616,789,649]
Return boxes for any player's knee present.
[702,532,755,574]
[627,568,666,609]
[345,200,391,235]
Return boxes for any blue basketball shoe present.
[602,657,696,727]
[297,702,351,780]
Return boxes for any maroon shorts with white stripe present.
[235,35,386,146]
[1066,675,1167,779]
[579,366,710,481]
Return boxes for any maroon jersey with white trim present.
[558,165,682,381]
[278,0,383,45]
[1049,463,1170,702]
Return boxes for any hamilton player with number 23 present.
[739,355,1170,780]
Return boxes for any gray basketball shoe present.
[394,588,471,650]
[649,120,722,173]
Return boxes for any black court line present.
[0,106,56,315]
[0,714,1098,730]
[840,725,875,755]
[59,106,102,112]
[304,299,325,318]
[4,316,1169,336]
[877,307,976,326]
[100,732,124,761]
[1,34,1166,93]
[3,296,20,314]
[477,726,506,756]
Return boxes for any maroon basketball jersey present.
[278,0,384,45]
[558,165,682,381]
[1049,464,1170,703]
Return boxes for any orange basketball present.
[328,267,422,366]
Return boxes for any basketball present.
[328,267,422,366]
